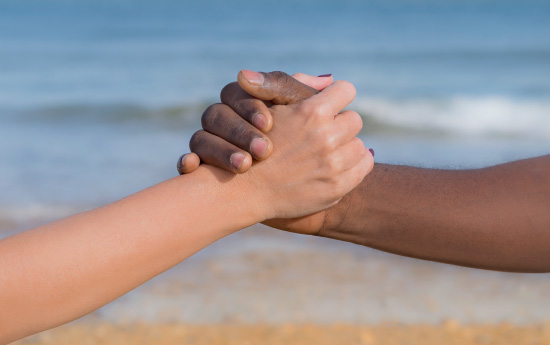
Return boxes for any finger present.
[292,73,333,91]
[201,104,273,160]
[189,130,253,174]
[301,80,357,118]
[339,150,374,194]
[331,110,364,146]
[220,82,273,132]
[237,70,319,105]
[332,137,367,171]
[177,153,200,175]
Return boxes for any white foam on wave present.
[354,96,550,138]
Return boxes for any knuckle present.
[227,122,249,142]
[300,102,326,118]
[311,103,327,117]
[322,155,337,173]
[323,134,338,151]
[316,127,338,150]
[270,71,292,86]
[327,155,342,173]
[269,71,300,99]
[189,130,207,151]
[334,80,357,100]
[220,82,240,103]
[201,104,222,128]
[271,72,317,105]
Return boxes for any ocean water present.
[1,0,550,326]
[1,0,550,224]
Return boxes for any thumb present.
[237,70,321,105]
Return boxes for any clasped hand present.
[178,70,374,232]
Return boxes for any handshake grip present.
[177,71,329,175]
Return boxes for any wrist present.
[316,166,379,245]
[193,165,268,229]
[317,188,356,235]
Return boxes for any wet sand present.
[15,322,550,345]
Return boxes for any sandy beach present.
[6,225,550,344]
[14,322,550,345]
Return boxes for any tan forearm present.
[319,155,550,272]
[0,166,258,343]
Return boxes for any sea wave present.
[4,96,550,139]
[10,103,208,125]
[354,96,550,138]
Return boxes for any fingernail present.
[369,148,375,157]
[250,138,268,158]
[252,113,266,130]
[317,74,332,78]
[177,154,187,175]
[241,70,264,85]
[230,152,246,170]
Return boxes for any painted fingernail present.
[252,113,266,130]
[230,152,246,170]
[241,70,264,85]
[317,74,332,77]
[369,148,375,157]
[177,154,187,175]
[250,138,268,158]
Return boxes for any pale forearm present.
[0,166,258,343]
[319,156,550,272]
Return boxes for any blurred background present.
[1,0,549,344]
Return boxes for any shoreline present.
[16,322,550,345]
